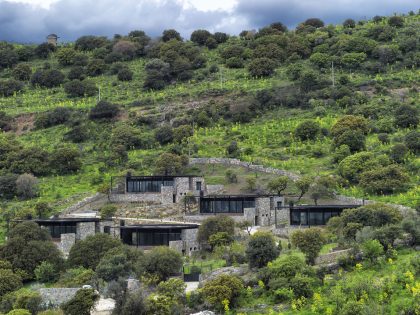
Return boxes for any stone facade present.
[60,233,76,257]
[109,176,205,204]
[169,228,200,256]
[76,222,96,240]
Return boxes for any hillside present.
[0,13,419,225]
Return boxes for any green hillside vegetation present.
[0,13,419,224]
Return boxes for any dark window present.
[40,223,77,239]
[126,178,174,193]
[196,181,202,191]
[200,197,255,214]
[122,228,182,246]
[104,226,111,234]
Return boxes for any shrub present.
[361,239,384,262]
[338,152,387,183]
[359,164,409,195]
[294,120,321,141]
[16,173,39,199]
[144,246,182,281]
[202,274,243,310]
[389,143,409,163]
[12,63,32,81]
[57,267,95,287]
[49,146,82,174]
[404,131,420,154]
[56,47,77,66]
[34,261,59,283]
[112,40,137,60]
[0,269,22,297]
[340,204,402,228]
[190,29,212,45]
[34,43,55,58]
[64,79,96,97]
[388,16,404,27]
[100,204,117,219]
[394,104,419,129]
[61,288,99,315]
[0,111,12,131]
[6,309,31,315]
[0,79,24,97]
[155,152,187,175]
[303,18,324,28]
[35,107,73,129]
[226,141,240,158]
[143,58,171,90]
[246,232,280,268]
[89,101,119,120]
[225,170,238,183]
[225,57,244,69]
[67,233,122,270]
[86,59,106,76]
[155,125,174,145]
[75,35,108,51]
[291,228,326,264]
[31,69,64,88]
[248,57,276,77]
[162,29,182,42]
[343,18,356,28]
[377,133,389,144]
[0,49,19,69]
[117,68,133,81]
[197,215,235,246]
[67,66,86,80]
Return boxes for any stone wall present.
[76,222,96,240]
[161,186,174,204]
[60,233,76,257]
[256,197,271,226]
[206,185,225,195]
[244,208,256,224]
[62,193,104,215]
[189,158,300,180]
[38,288,79,307]
[109,192,162,203]
[315,249,351,265]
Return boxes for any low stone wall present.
[38,288,79,307]
[189,158,300,180]
[62,193,104,215]
[315,249,351,265]
[109,192,162,203]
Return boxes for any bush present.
[389,143,409,163]
[144,246,182,281]
[117,68,133,81]
[155,152,187,175]
[162,29,182,42]
[99,204,117,219]
[56,47,77,66]
[225,57,244,69]
[291,228,326,264]
[89,101,119,120]
[388,16,404,27]
[246,232,280,268]
[34,261,59,283]
[35,107,73,129]
[67,233,122,270]
[0,269,22,297]
[361,239,384,262]
[248,57,276,77]
[86,59,106,76]
[340,204,402,228]
[112,40,137,60]
[67,66,86,80]
[143,58,171,90]
[16,173,39,199]
[75,35,108,51]
[394,104,419,129]
[294,120,321,141]
[57,267,95,287]
[61,288,99,315]
[359,164,409,195]
[197,215,235,246]
[190,29,212,45]
[201,274,243,310]
[343,18,356,28]
[226,141,240,158]
[64,79,96,97]
[0,79,24,97]
[0,49,19,69]
[155,125,174,145]
[404,131,420,154]
[34,43,55,58]
[338,152,387,183]
[303,18,324,28]
[12,63,32,81]
[31,69,64,88]
[49,146,82,174]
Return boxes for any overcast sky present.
[0,0,418,43]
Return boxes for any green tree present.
[190,29,212,45]
[208,232,233,249]
[143,247,182,281]
[67,233,122,270]
[61,288,99,315]
[49,146,82,174]
[291,228,326,264]
[267,176,288,195]
[154,152,186,175]
[308,182,333,205]
[361,239,384,262]
[162,29,182,42]
[120,289,147,315]
[202,274,243,311]
[197,215,235,246]
[89,101,120,120]
[404,131,420,154]
[294,120,321,141]
[143,59,171,90]
[12,63,32,81]
[360,164,409,195]
[394,104,419,129]
[248,57,276,77]
[0,269,22,297]
[15,173,39,200]
[338,152,387,183]
[34,261,59,283]
[295,176,312,201]
[155,125,174,145]
[246,231,280,268]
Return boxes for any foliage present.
[361,239,384,262]
[0,269,22,297]
[291,228,326,264]
[197,215,235,245]
[67,233,122,269]
[295,176,312,200]
[89,101,119,120]
[0,79,24,97]
[359,164,409,195]
[34,261,59,283]
[246,231,280,268]
[154,152,187,175]
[15,173,39,200]
[294,120,321,141]
[143,246,182,281]
[99,204,117,219]
[248,57,276,77]
[64,79,97,98]
[208,232,233,249]
[61,288,99,315]
[201,274,243,310]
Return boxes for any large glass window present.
[200,197,256,214]
[43,223,77,238]
[128,230,182,246]
[127,178,174,193]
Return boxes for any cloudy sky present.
[0,0,418,43]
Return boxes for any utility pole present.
[331,61,335,87]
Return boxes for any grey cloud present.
[235,0,419,30]
[0,0,418,43]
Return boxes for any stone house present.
[109,175,206,204]
[195,194,286,226]
[46,34,59,46]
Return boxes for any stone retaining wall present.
[38,288,79,307]
[62,193,104,214]
[315,249,351,265]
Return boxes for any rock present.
[199,265,248,284]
